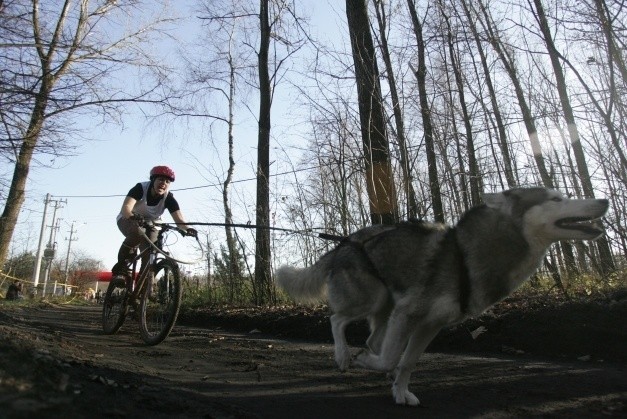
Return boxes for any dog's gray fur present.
[276,187,609,406]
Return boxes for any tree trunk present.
[373,0,418,219]
[407,0,444,222]
[0,119,44,267]
[345,0,398,225]
[254,0,273,305]
[438,0,481,206]
[224,40,242,283]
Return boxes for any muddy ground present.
[0,291,626,418]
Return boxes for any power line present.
[51,161,336,199]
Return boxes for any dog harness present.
[334,223,472,315]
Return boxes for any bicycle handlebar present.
[137,219,187,236]
[135,220,204,265]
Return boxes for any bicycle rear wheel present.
[139,260,182,345]
[102,277,128,334]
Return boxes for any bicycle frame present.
[102,220,194,344]
[125,224,171,301]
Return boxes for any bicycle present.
[102,219,198,345]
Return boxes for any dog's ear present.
[482,191,512,213]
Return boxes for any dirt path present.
[0,303,625,418]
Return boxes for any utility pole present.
[45,204,64,295]
[62,221,80,295]
[42,212,63,296]
[32,194,51,292]
[33,196,65,296]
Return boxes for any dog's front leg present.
[391,324,441,406]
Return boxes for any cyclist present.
[111,165,197,277]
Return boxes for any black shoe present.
[111,262,131,277]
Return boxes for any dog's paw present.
[333,342,352,371]
[351,348,372,369]
[335,348,351,371]
[392,387,420,406]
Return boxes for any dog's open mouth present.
[555,217,604,235]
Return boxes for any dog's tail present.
[275,257,332,303]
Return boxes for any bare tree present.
[475,0,555,189]
[254,0,273,303]
[407,0,444,222]
[459,0,516,188]
[529,0,615,273]
[437,0,482,206]
[253,0,305,304]
[373,0,418,219]
[0,0,177,269]
[190,1,258,288]
[345,0,398,225]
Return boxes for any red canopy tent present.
[94,271,138,282]
[75,271,137,283]
[96,271,113,282]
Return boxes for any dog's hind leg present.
[390,324,441,406]
[365,305,391,354]
[328,266,388,371]
[352,306,414,372]
[330,313,354,371]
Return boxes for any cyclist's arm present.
[120,183,143,219]
[120,196,137,219]
[170,210,190,230]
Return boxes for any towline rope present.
[183,222,345,242]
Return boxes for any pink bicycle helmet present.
[150,165,175,182]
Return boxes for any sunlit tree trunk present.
[373,0,418,219]
[345,0,398,225]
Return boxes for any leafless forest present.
[268,0,627,298]
[1,1,626,303]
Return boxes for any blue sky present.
[11,1,347,275]
[18,121,224,272]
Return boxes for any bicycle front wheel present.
[102,277,128,334]
[139,260,182,345]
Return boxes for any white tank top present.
[117,181,167,221]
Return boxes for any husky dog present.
[276,187,608,406]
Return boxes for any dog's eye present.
[551,197,562,202]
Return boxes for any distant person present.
[112,165,197,277]
[5,280,22,300]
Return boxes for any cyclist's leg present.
[112,242,136,275]
[112,217,144,276]
[137,228,158,273]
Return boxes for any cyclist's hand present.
[129,213,144,222]
[186,228,198,238]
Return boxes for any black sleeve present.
[127,183,143,200]
[165,193,181,213]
